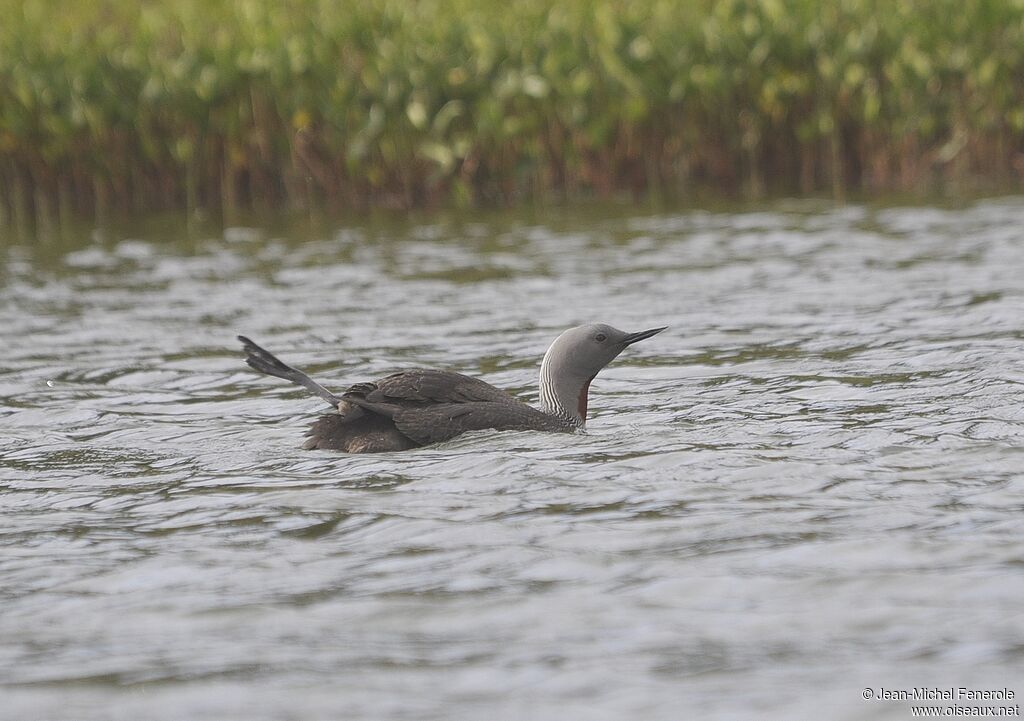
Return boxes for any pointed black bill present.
[622,326,667,345]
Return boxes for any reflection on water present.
[1,199,1023,720]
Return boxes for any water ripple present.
[2,199,1023,720]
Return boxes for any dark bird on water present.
[237,323,666,453]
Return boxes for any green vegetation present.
[2,0,1024,223]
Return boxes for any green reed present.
[2,0,1023,224]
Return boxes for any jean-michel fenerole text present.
[874,688,1015,702]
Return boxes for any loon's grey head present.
[538,323,666,426]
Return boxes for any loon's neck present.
[538,353,587,428]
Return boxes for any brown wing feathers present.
[240,339,576,452]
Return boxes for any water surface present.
[1,199,1023,720]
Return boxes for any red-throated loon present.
[238,323,666,453]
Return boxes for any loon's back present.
[239,337,573,453]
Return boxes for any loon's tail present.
[237,335,341,407]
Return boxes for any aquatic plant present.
[1,0,1023,223]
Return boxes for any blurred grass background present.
[2,0,1024,225]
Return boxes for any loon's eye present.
[595,333,607,342]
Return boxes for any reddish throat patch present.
[577,377,594,421]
